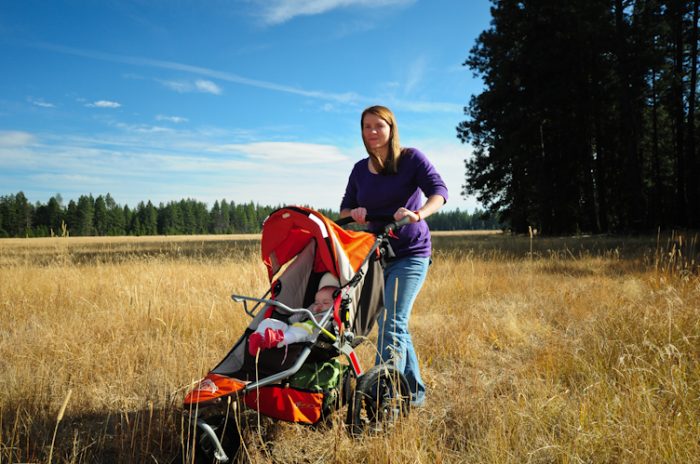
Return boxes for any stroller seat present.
[211,240,339,381]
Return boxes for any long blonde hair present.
[361,105,402,175]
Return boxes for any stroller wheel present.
[175,414,241,464]
[346,364,411,436]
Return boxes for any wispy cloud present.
[212,142,347,164]
[195,79,222,95]
[0,127,478,210]
[32,42,458,114]
[389,99,463,114]
[0,129,357,208]
[0,131,36,146]
[36,43,361,104]
[159,78,222,95]
[255,0,416,25]
[86,100,122,108]
[28,97,56,108]
[156,115,189,123]
[111,122,173,133]
[404,55,428,95]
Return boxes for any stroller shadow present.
[1,401,236,463]
[3,398,345,464]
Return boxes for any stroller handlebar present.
[335,214,412,234]
[231,294,337,341]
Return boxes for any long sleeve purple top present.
[340,147,448,258]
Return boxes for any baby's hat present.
[318,272,340,289]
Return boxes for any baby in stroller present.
[247,272,340,355]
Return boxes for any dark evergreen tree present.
[0,198,6,237]
[123,205,134,235]
[104,194,125,235]
[459,0,700,234]
[75,195,95,236]
[15,192,34,236]
[65,200,78,236]
[93,195,108,236]
[46,196,64,236]
[219,200,231,233]
[143,201,158,235]
[192,200,209,234]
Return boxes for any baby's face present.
[312,287,336,313]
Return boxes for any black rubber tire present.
[346,364,411,436]
[174,414,241,464]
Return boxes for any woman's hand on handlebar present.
[394,207,420,223]
[350,207,368,225]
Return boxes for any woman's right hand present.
[350,207,368,225]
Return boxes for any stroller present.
[178,206,412,463]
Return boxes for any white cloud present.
[257,0,416,25]
[28,97,56,108]
[37,43,458,114]
[111,122,173,133]
[86,100,121,108]
[159,78,222,95]
[160,80,191,93]
[156,115,189,123]
[404,55,427,95]
[0,129,358,209]
[0,125,479,212]
[195,79,222,95]
[211,142,348,164]
[0,131,35,146]
[391,100,463,114]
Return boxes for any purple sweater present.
[340,147,448,258]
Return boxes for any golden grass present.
[1,232,698,463]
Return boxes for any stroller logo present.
[294,401,317,410]
[196,378,218,394]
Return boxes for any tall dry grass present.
[1,232,698,463]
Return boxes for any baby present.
[308,286,336,317]
[248,274,339,356]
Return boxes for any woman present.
[339,105,448,406]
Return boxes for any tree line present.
[0,192,498,238]
[458,0,699,234]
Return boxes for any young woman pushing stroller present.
[340,105,448,407]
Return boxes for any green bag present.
[289,360,347,412]
[290,359,345,391]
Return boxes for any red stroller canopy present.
[261,206,377,285]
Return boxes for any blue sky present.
[0,0,491,213]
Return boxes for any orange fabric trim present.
[329,224,376,271]
[184,373,247,405]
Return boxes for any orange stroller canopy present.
[261,206,377,285]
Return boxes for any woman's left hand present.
[394,207,420,223]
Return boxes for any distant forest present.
[0,192,499,238]
[459,0,700,234]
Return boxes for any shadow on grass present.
[432,231,699,275]
[1,401,287,464]
[1,403,185,463]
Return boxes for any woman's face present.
[362,112,391,152]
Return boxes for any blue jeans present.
[375,256,430,406]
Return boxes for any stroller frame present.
[178,207,412,463]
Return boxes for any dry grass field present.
[1,231,698,463]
